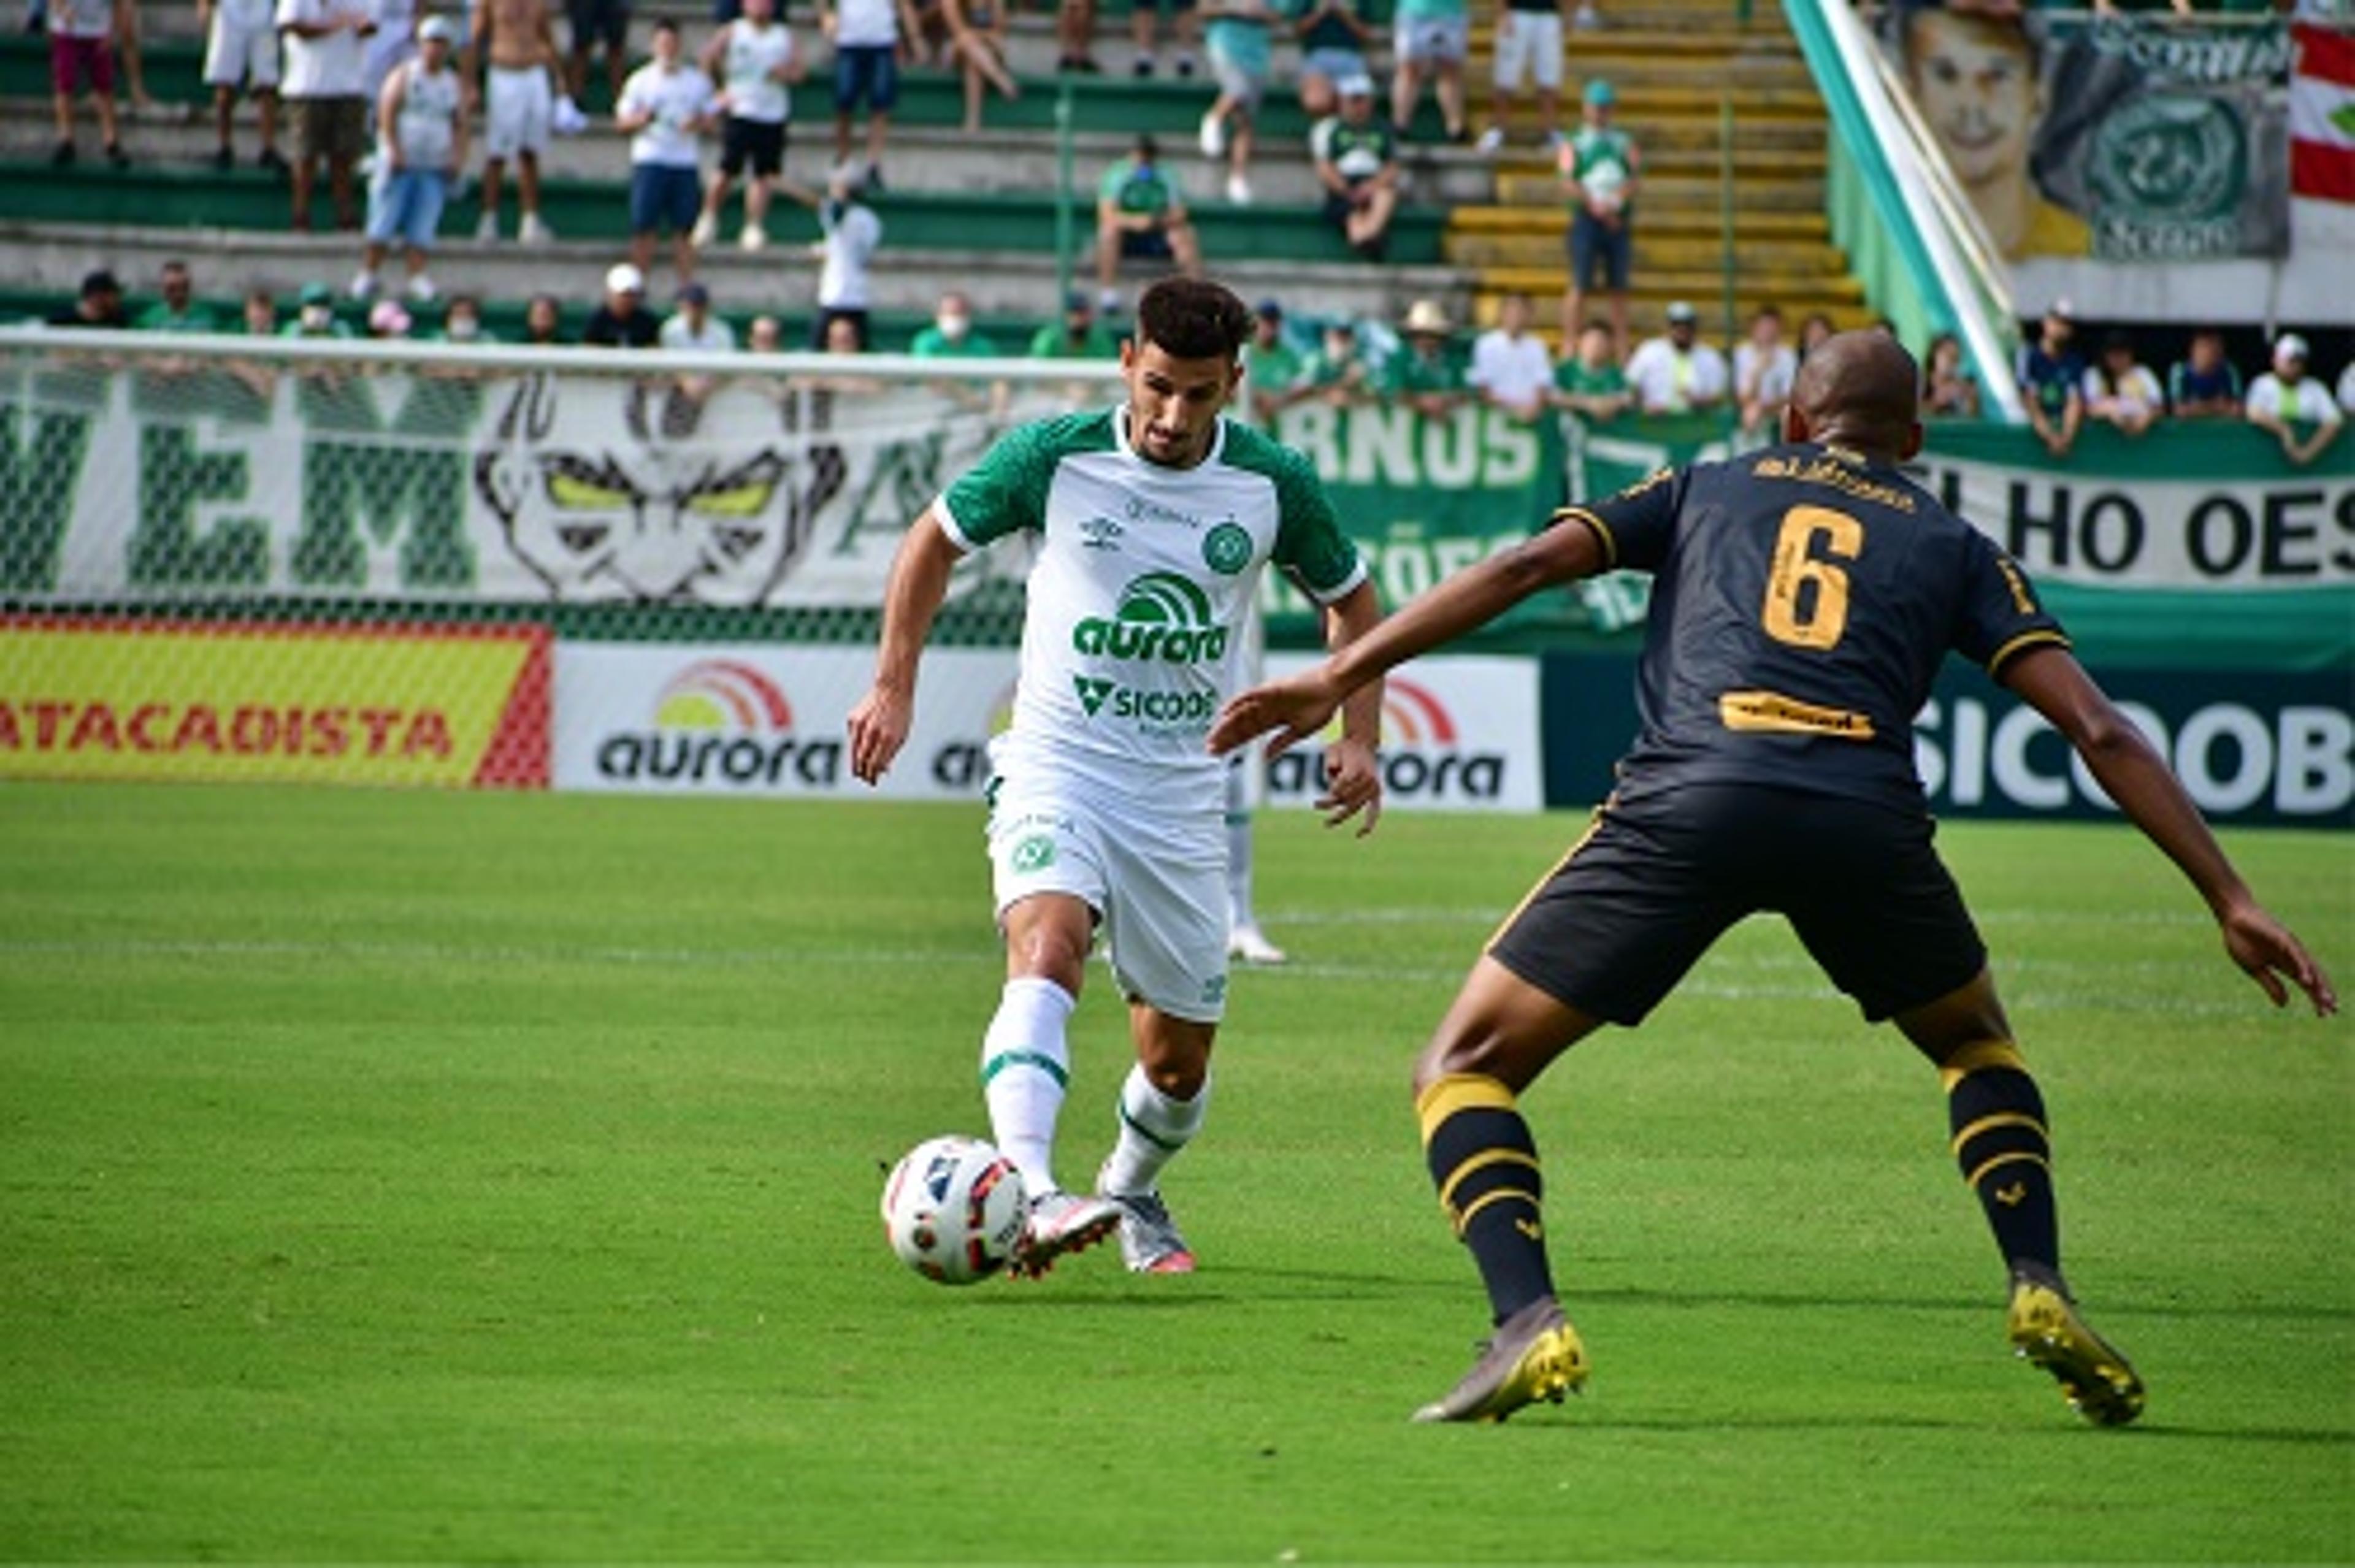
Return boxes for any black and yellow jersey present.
[1560,442,2069,810]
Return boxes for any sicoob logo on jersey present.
[1071,573,1230,664]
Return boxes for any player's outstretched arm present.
[1211,519,1608,757]
[2002,646,2337,1015]
[847,507,962,786]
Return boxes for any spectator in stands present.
[1557,77,1637,350]
[136,261,221,332]
[824,314,868,357]
[1468,291,1555,422]
[1624,301,1727,415]
[1293,0,1377,119]
[437,292,491,340]
[2016,299,2083,458]
[821,0,915,188]
[617,18,721,283]
[2246,334,2345,468]
[1385,299,1466,417]
[1094,134,1203,313]
[1198,0,1278,204]
[1798,309,1835,362]
[1127,0,1198,78]
[2340,359,2355,418]
[279,0,378,231]
[115,1,161,120]
[2082,330,2162,438]
[1054,0,1101,74]
[202,0,288,172]
[564,0,627,107]
[911,290,1001,357]
[242,287,281,335]
[2166,327,2243,419]
[1392,0,1469,142]
[693,0,802,253]
[1030,291,1120,358]
[50,268,128,328]
[1921,330,1981,418]
[747,314,783,352]
[354,14,464,304]
[1311,75,1400,261]
[361,0,413,103]
[941,0,1020,134]
[659,278,736,351]
[366,297,413,337]
[582,262,659,346]
[1477,0,1566,155]
[789,161,883,350]
[523,290,565,343]
[1734,304,1797,437]
[472,0,562,244]
[1238,297,1304,426]
[1297,316,1373,407]
[1549,319,1632,423]
[659,278,734,421]
[1897,7,2087,259]
[47,0,128,167]
[283,279,354,335]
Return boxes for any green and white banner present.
[0,360,1054,611]
[4,359,2342,670]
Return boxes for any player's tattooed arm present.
[2002,645,2337,1017]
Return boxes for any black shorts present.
[1487,782,1986,1026]
[720,116,786,177]
[1118,228,1175,261]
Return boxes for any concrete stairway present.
[1447,3,1863,346]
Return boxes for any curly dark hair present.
[1135,277,1253,362]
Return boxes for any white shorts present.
[986,759,1229,1025]
[203,10,280,89]
[486,65,552,159]
[1395,12,1469,66]
[1492,9,1561,91]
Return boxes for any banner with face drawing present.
[0,359,1074,611]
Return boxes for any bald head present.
[1788,330,1923,462]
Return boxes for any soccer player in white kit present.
[848,278,1387,1277]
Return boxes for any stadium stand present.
[0,0,1863,347]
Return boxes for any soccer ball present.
[880,1136,1029,1285]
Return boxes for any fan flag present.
[2290,22,2355,203]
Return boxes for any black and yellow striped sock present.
[1942,1039,2061,1282]
[1417,1073,1555,1325]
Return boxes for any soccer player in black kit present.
[1209,332,2337,1425]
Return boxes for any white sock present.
[979,977,1076,1195]
[1225,758,1254,930]
[1099,1064,1210,1196]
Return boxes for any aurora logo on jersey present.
[1071,572,1231,664]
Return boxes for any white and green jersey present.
[936,407,1366,794]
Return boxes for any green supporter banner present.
[1315,410,2347,672]
[2,351,2342,673]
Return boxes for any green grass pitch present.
[1,782,2349,1562]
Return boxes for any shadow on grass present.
[1492,1413,2353,1445]
[1564,1285,2355,1325]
